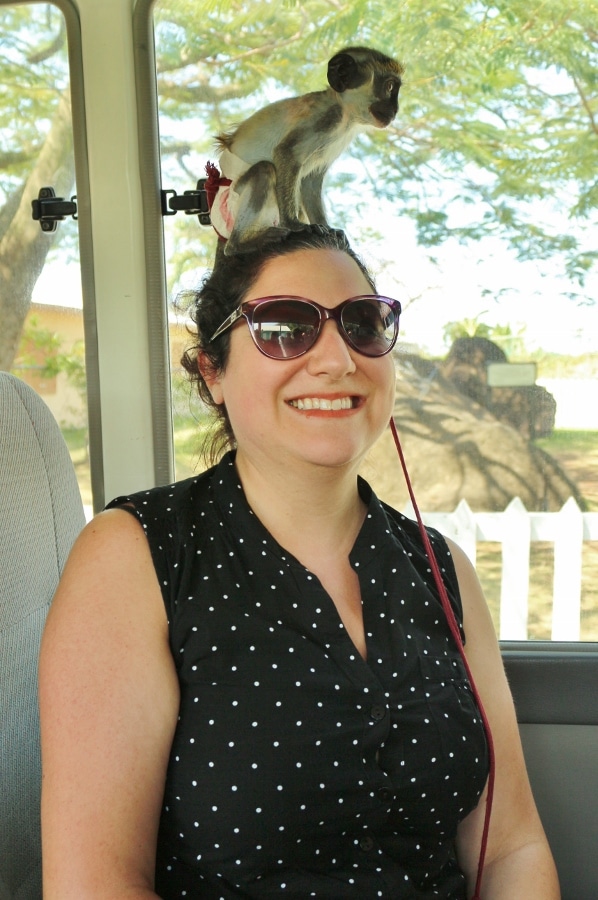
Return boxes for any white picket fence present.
[404,497,598,641]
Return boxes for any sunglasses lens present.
[341,297,398,356]
[251,300,320,359]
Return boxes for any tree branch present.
[572,74,598,135]
[26,17,66,64]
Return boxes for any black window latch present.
[31,186,77,232]
[161,178,211,226]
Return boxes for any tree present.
[0,4,73,370]
[366,355,582,512]
[1,0,596,368]
[442,317,529,358]
[155,0,598,290]
[12,315,87,416]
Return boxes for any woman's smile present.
[287,395,360,411]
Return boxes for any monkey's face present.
[369,74,401,127]
[327,47,402,129]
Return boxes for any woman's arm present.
[39,509,180,899]
[450,539,560,899]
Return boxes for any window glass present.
[1,2,89,511]
[153,0,597,640]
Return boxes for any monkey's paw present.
[224,226,291,256]
[284,219,314,233]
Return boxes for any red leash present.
[389,418,496,899]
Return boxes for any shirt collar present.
[211,450,390,568]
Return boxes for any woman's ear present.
[198,352,224,405]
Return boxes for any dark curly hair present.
[181,225,376,465]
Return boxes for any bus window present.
[152,1,597,641]
[1,1,90,511]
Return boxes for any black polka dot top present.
[107,450,488,898]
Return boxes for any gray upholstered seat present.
[0,373,86,900]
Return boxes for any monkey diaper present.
[207,149,280,241]
[207,149,247,240]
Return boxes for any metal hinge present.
[161,178,211,226]
[31,186,77,232]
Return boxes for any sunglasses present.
[209,295,401,360]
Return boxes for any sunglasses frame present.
[209,294,402,359]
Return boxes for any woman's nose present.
[305,320,357,377]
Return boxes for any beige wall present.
[14,304,192,428]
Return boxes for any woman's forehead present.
[245,248,373,302]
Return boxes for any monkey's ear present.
[327,51,364,92]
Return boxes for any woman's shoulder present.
[99,457,238,610]
[60,505,160,592]
[376,493,451,556]
[105,465,215,516]
[368,489,463,620]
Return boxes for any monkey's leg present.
[225,160,289,255]
[272,148,307,229]
[299,169,329,225]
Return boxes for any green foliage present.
[443,315,493,343]
[0,4,68,194]
[442,314,530,357]
[13,316,87,400]
[1,0,597,302]
[153,0,597,291]
[532,350,598,378]
[0,2,77,301]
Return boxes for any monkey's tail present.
[214,131,234,150]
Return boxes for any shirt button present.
[377,787,394,802]
[370,704,386,721]
[359,835,375,852]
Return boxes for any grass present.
[173,425,208,480]
[61,426,92,507]
[537,429,598,455]
[536,430,598,512]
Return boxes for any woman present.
[39,226,559,898]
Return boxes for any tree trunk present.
[0,90,74,371]
[364,355,584,513]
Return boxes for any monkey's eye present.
[384,79,398,97]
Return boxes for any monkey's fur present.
[210,47,403,255]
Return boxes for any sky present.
[368,223,597,357]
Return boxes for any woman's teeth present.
[289,397,354,410]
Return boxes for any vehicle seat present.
[0,373,86,900]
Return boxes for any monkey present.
[205,46,403,255]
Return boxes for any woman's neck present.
[233,449,367,564]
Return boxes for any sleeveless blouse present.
[107,451,488,898]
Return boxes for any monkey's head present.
[327,46,403,128]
